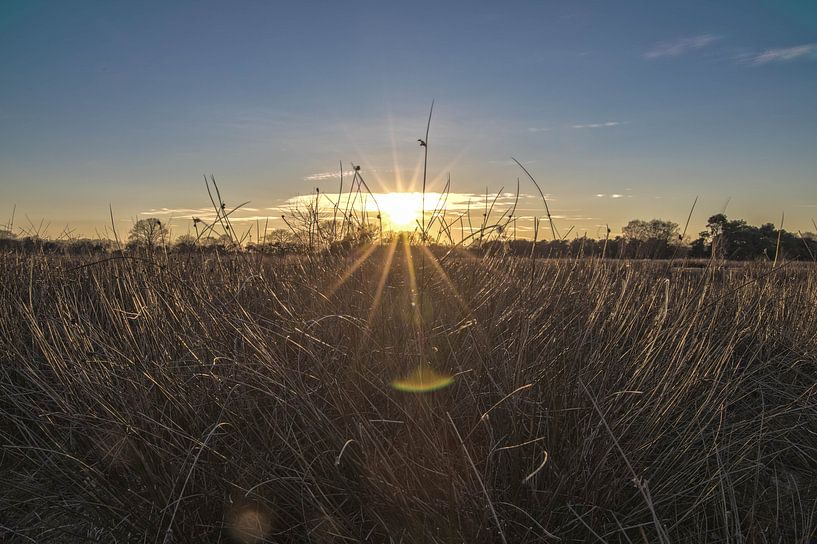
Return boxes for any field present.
[1,244,816,543]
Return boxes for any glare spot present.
[391,364,454,393]
[227,504,275,544]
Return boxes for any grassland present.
[1,244,816,543]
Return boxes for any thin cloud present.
[595,193,631,199]
[139,206,258,216]
[223,215,277,223]
[527,127,550,133]
[572,121,623,129]
[139,207,212,216]
[304,170,357,181]
[645,34,719,59]
[746,43,816,65]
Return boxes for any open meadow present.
[2,245,816,542]
[4,2,817,542]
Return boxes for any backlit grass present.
[1,246,816,542]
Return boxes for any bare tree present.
[264,228,296,244]
[127,218,169,250]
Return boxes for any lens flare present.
[226,503,275,544]
[391,364,454,393]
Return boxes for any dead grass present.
[1,245,816,542]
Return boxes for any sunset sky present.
[1,1,816,239]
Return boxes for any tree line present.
[494,215,816,261]
[1,214,815,261]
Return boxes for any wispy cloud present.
[220,215,275,223]
[594,193,631,199]
[644,34,719,59]
[527,127,550,133]
[139,207,213,216]
[572,121,623,129]
[304,170,357,181]
[139,206,259,216]
[745,43,816,65]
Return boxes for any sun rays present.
[366,235,399,329]
[326,243,379,298]
[314,106,490,394]
[324,232,463,394]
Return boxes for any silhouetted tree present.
[127,218,168,250]
[620,219,681,258]
[264,229,296,244]
[173,234,198,252]
[64,238,110,255]
[690,214,816,261]
[622,219,679,242]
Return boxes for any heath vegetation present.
[1,234,816,542]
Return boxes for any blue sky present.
[1,0,816,238]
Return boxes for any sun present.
[377,192,425,229]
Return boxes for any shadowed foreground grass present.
[1,245,816,543]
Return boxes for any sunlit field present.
[2,243,816,542]
[5,0,817,542]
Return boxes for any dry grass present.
[1,244,816,542]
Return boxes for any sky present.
[1,0,816,239]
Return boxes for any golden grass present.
[1,247,816,542]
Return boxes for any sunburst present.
[377,192,425,230]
